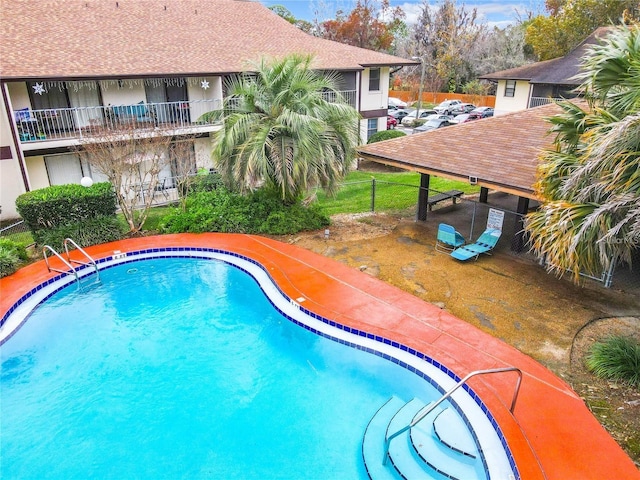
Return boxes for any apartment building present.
[0,0,415,219]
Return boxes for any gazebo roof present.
[356,103,564,199]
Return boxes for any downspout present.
[1,82,30,192]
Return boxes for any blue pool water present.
[1,257,448,479]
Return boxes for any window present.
[369,68,380,91]
[367,118,378,140]
[45,153,108,186]
[504,80,516,97]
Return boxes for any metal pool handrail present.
[63,238,100,282]
[383,366,523,465]
[43,245,79,285]
[42,238,100,289]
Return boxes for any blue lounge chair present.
[450,228,501,261]
[435,223,465,253]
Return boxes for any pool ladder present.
[43,238,100,289]
[383,366,523,465]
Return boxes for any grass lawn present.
[141,171,480,227]
[315,170,480,216]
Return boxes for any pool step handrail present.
[42,238,100,288]
[43,245,80,285]
[382,366,522,466]
[63,238,100,282]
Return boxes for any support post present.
[510,196,530,252]
[479,187,488,203]
[416,173,430,221]
[370,178,376,212]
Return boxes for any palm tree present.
[212,54,361,204]
[526,25,640,281]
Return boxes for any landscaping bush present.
[259,203,329,234]
[367,130,407,144]
[0,238,28,261]
[161,187,329,235]
[586,336,640,388]
[0,239,28,278]
[188,172,225,193]
[15,183,120,247]
[35,216,126,251]
[16,183,117,232]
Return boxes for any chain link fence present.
[0,220,34,246]
[330,179,640,291]
[2,178,638,291]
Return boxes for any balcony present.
[528,96,563,108]
[323,90,357,108]
[14,99,222,144]
[14,90,358,145]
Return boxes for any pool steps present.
[362,396,483,480]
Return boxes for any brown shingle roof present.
[356,103,565,199]
[0,0,416,80]
[480,27,614,86]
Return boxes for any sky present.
[260,0,547,29]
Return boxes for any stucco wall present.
[0,84,28,220]
[493,80,530,114]
[360,67,390,112]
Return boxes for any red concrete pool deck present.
[1,234,638,480]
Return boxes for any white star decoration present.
[201,80,210,90]
[32,82,46,95]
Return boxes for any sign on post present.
[487,208,505,231]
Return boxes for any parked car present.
[433,99,463,115]
[387,115,398,129]
[449,113,475,124]
[450,103,476,115]
[425,113,453,121]
[412,117,452,133]
[469,106,494,118]
[389,108,413,122]
[388,97,407,109]
[400,109,437,127]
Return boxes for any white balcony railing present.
[528,96,562,108]
[323,89,357,107]
[226,90,357,112]
[15,99,222,143]
[15,90,358,144]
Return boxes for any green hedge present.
[161,187,329,235]
[367,130,407,144]
[16,182,117,232]
[35,216,126,251]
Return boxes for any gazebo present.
[356,103,562,252]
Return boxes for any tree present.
[410,0,486,93]
[75,122,174,233]
[525,25,640,281]
[320,0,405,53]
[268,4,315,33]
[525,0,639,60]
[169,136,197,211]
[471,24,535,76]
[268,4,297,24]
[212,54,360,204]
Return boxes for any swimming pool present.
[1,248,516,479]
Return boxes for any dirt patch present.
[276,211,640,463]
